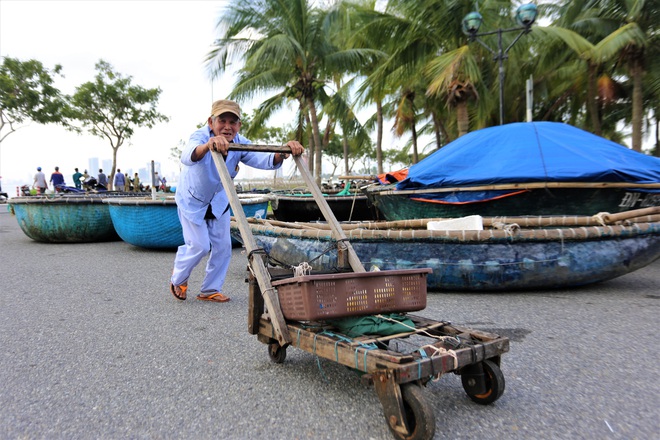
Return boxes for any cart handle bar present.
[227,143,293,154]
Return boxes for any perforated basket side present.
[277,282,310,320]
[399,272,427,310]
[275,269,430,321]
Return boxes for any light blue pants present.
[171,207,232,294]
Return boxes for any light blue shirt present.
[114,173,126,186]
[175,125,281,225]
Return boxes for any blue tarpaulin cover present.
[397,122,660,193]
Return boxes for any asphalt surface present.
[1,208,658,440]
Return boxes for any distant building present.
[88,158,99,175]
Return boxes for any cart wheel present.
[462,360,505,405]
[388,383,436,440]
[268,342,287,363]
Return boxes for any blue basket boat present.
[105,194,271,249]
[8,194,121,243]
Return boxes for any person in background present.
[154,172,162,191]
[114,169,126,192]
[72,168,83,190]
[50,166,65,192]
[98,169,108,189]
[133,173,141,192]
[169,99,304,303]
[125,172,131,191]
[33,167,48,194]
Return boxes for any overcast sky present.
[0,0,269,186]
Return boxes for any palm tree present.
[539,0,657,150]
[532,23,645,136]
[206,0,376,184]
[595,0,657,151]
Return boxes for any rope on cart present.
[312,332,330,382]
[375,314,460,379]
[315,330,378,373]
[247,247,295,272]
[247,247,268,261]
[421,344,459,370]
[247,240,351,274]
[293,262,312,277]
[307,238,351,265]
[375,314,460,345]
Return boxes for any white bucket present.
[427,215,484,231]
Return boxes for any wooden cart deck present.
[255,314,509,382]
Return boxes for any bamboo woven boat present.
[104,194,271,249]
[8,194,121,243]
[366,122,660,220]
[271,188,380,222]
[230,207,660,291]
[365,184,660,220]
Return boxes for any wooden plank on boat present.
[211,150,291,345]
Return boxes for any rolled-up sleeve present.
[181,127,211,166]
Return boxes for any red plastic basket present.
[271,268,431,321]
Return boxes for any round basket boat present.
[104,194,271,249]
[8,194,122,243]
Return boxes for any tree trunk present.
[376,99,384,175]
[343,136,349,176]
[411,119,419,164]
[587,64,602,136]
[304,110,314,177]
[323,118,333,149]
[432,110,451,149]
[630,57,643,152]
[110,147,119,191]
[307,96,323,185]
[654,113,659,157]
[456,101,469,137]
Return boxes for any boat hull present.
[272,194,380,222]
[367,187,660,221]
[105,195,270,249]
[9,196,119,243]
[231,221,660,291]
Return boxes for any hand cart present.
[213,146,510,440]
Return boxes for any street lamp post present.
[462,4,538,125]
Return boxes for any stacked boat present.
[364,122,660,219]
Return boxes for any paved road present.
[1,209,658,439]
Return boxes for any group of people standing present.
[32,167,149,193]
[32,166,68,194]
[94,168,144,192]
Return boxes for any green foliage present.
[69,60,169,183]
[206,0,659,168]
[0,56,70,143]
[170,139,185,167]
[240,111,292,144]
